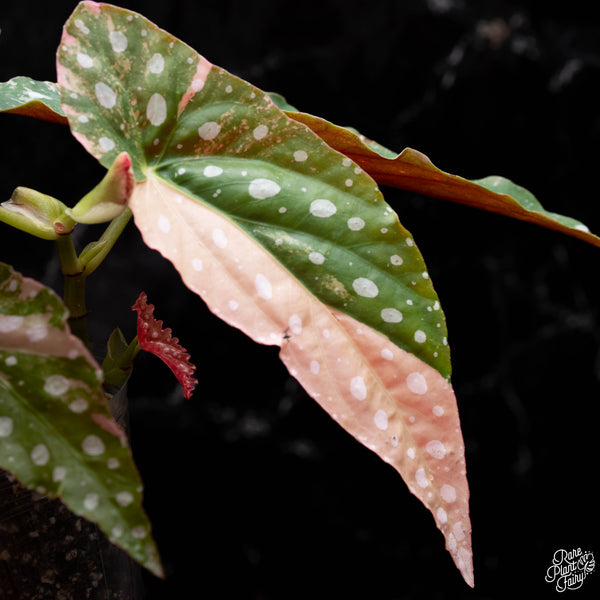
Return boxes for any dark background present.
[1,1,599,598]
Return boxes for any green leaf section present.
[0,76,67,124]
[286,111,600,247]
[57,2,451,379]
[0,263,162,577]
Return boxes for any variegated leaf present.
[0,262,162,577]
[0,76,68,124]
[57,1,472,585]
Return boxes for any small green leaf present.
[0,76,67,124]
[286,111,600,247]
[0,186,74,239]
[0,263,162,577]
[68,152,134,224]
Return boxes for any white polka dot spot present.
[31,444,50,466]
[310,199,337,218]
[374,410,388,431]
[441,484,457,503]
[308,252,325,265]
[255,274,272,300]
[0,417,13,437]
[147,93,167,126]
[198,121,221,140]
[414,330,427,344]
[27,325,47,342]
[149,53,165,74]
[406,372,428,395]
[347,217,365,231]
[107,458,120,470]
[76,53,93,68]
[84,493,99,511]
[109,31,128,52]
[95,82,116,109]
[293,150,308,162]
[448,532,457,552]
[69,399,88,414]
[74,19,90,34]
[352,278,379,298]
[407,447,416,459]
[381,308,403,323]
[453,522,465,541]
[44,375,69,397]
[253,124,269,140]
[228,300,239,311]
[112,525,124,538]
[98,137,115,151]
[350,376,367,401]
[212,228,227,248]
[192,258,203,272]
[289,315,302,335]
[381,348,394,360]
[158,215,171,234]
[82,435,105,456]
[53,466,67,481]
[116,491,134,507]
[203,165,223,177]
[415,468,428,488]
[433,405,445,417]
[390,254,403,266]
[132,526,147,539]
[425,440,446,459]
[437,507,448,524]
[0,316,23,332]
[249,178,281,199]
[191,79,204,92]
[310,360,320,375]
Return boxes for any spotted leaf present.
[132,291,198,399]
[0,263,162,577]
[0,76,68,124]
[287,111,600,247]
[57,2,472,585]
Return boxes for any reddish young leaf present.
[132,292,198,399]
[287,111,600,247]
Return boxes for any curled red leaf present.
[132,292,198,399]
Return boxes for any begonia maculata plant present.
[0,1,598,586]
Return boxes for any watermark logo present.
[545,548,595,592]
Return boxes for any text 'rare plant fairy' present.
[1,1,598,588]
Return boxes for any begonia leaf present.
[287,111,600,247]
[132,291,198,399]
[56,1,473,585]
[0,76,68,124]
[0,262,162,577]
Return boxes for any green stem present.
[55,233,89,346]
[79,208,132,276]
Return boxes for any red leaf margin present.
[132,292,198,399]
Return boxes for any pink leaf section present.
[129,176,474,586]
[132,291,198,400]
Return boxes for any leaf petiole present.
[79,207,132,276]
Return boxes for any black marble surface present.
[1,1,599,598]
